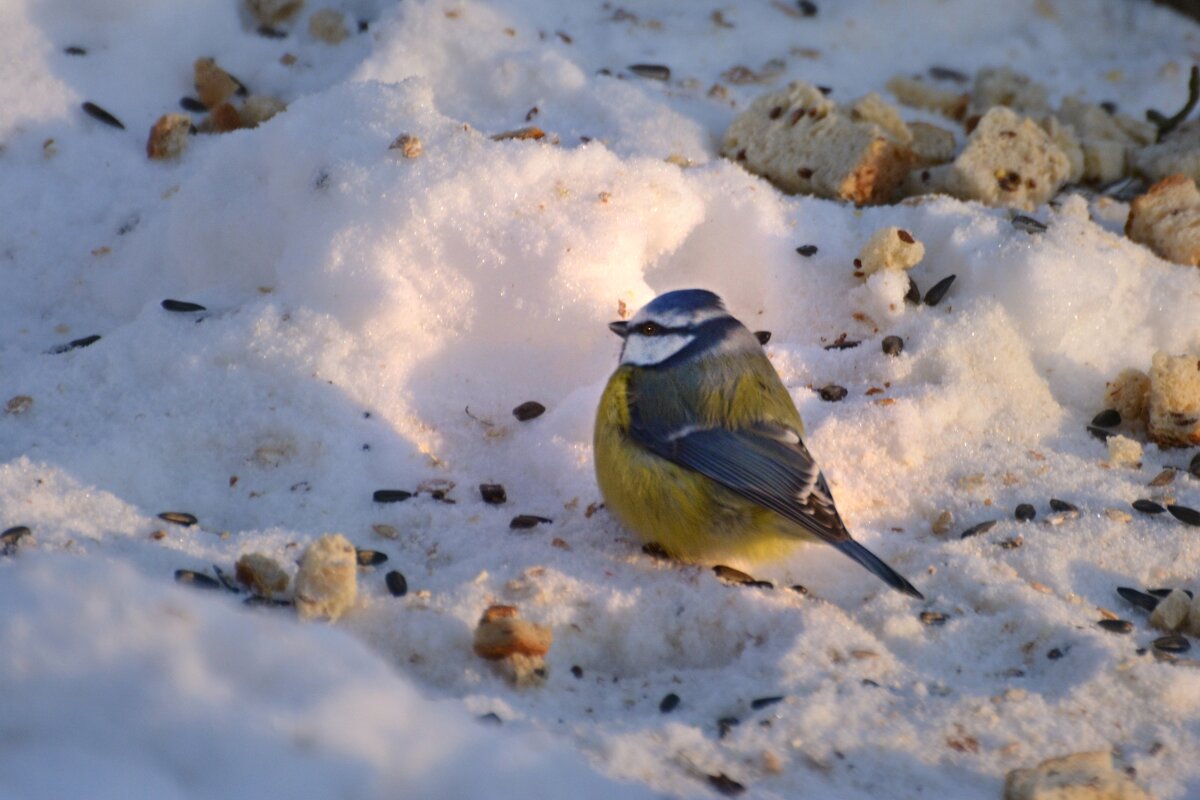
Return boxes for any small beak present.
[608,320,629,338]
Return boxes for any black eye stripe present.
[633,322,688,337]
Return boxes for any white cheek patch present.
[620,333,696,366]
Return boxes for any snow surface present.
[2,0,1200,797]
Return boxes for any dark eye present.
[638,322,662,336]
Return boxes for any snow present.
[1,0,1199,797]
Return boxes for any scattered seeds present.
[1091,409,1121,428]
[510,514,552,529]
[904,276,921,305]
[161,299,206,312]
[960,520,998,539]
[385,570,408,596]
[1097,619,1133,633]
[797,0,819,16]
[49,334,101,354]
[5,395,33,415]
[81,101,125,129]
[999,536,1024,549]
[1132,499,1166,515]
[1044,511,1076,526]
[1011,215,1048,234]
[1117,587,1160,612]
[932,509,954,534]
[64,45,87,56]
[1105,508,1133,523]
[1167,505,1200,526]
[713,565,757,585]
[880,335,904,356]
[389,133,422,158]
[174,569,220,589]
[818,384,848,402]
[373,489,413,503]
[750,695,784,710]
[1,526,32,555]
[628,63,671,81]
[718,717,740,738]
[928,65,968,82]
[920,611,949,626]
[1153,634,1191,653]
[795,245,818,257]
[924,275,956,306]
[659,693,680,713]
[1047,648,1064,660]
[158,511,197,526]
[823,337,860,350]
[479,484,507,504]
[1148,469,1177,488]
[1015,503,1036,522]
[179,97,208,112]
[707,773,746,797]
[490,126,545,141]
[513,401,546,421]
[754,330,772,345]
[571,665,583,679]
[257,24,288,38]
[356,549,388,567]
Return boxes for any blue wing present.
[632,420,923,599]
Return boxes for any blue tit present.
[593,289,923,599]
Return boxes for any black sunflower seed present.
[1011,215,1048,234]
[823,339,860,350]
[478,712,503,726]
[1132,499,1166,515]
[256,24,288,38]
[798,1,819,16]
[1153,634,1191,654]
[479,484,507,504]
[659,693,680,713]
[928,65,968,82]
[161,299,207,312]
[1091,409,1121,428]
[1049,498,1078,513]
[818,384,847,402]
[919,611,948,626]
[717,717,740,738]
[960,520,998,539]
[1148,469,1177,487]
[924,275,956,306]
[707,773,746,796]
[174,569,220,589]
[244,595,293,607]
[1087,425,1114,441]
[795,245,818,257]
[790,584,808,595]
[212,564,240,592]
[750,695,784,710]
[1190,452,1200,479]
[571,665,583,679]
[180,97,208,112]
[1167,505,1200,526]
[158,511,197,526]
[385,570,408,596]
[356,549,388,566]
[64,45,87,56]
[881,335,904,356]
[512,401,546,421]
[81,101,125,129]
[754,330,771,345]
[904,276,921,305]
[628,63,671,81]
[1,526,32,555]
[373,489,412,503]
[1015,503,1036,522]
[509,514,552,529]
[1097,619,1133,633]
[49,334,102,354]
[229,73,249,97]
[1117,587,1159,612]
[713,565,756,585]
[1047,648,1064,660]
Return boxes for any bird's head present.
[609,289,755,367]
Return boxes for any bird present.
[593,288,923,599]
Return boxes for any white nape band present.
[620,333,695,366]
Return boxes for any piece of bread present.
[1041,116,1085,183]
[1150,587,1191,632]
[908,121,956,166]
[194,58,239,110]
[1126,174,1200,266]
[843,92,913,145]
[935,106,1072,209]
[146,114,191,160]
[1135,120,1200,184]
[247,0,304,26]
[858,226,925,274]
[235,553,290,597]
[308,8,348,43]
[239,95,287,127]
[1105,434,1142,468]
[722,81,915,204]
[1148,350,1200,448]
[294,534,358,621]
[1103,368,1151,424]
[885,75,968,120]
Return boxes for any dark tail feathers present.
[834,538,924,599]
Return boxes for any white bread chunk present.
[858,226,925,275]
[1150,588,1191,632]
[885,76,968,120]
[1135,120,1200,183]
[1042,116,1085,183]
[1126,174,1200,266]
[1004,751,1149,800]
[909,121,956,166]
[1104,368,1151,424]
[970,67,1051,116]
[240,95,287,127]
[1148,350,1200,448]
[1105,434,1143,468]
[722,81,915,205]
[294,533,358,621]
[146,114,191,161]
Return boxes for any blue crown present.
[642,289,726,317]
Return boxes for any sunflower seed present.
[713,565,756,585]
[823,338,860,350]
[795,245,818,257]
[1015,503,1036,522]
[904,276,921,305]
[158,511,197,526]
[385,570,408,596]
[928,65,968,82]
[1190,452,1200,479]
[932,510,954,534]
[244,595,293,607]
[1091,409,1121,428]
[1086,425,1114,441]
[64,45,87,55]
[1011,215,1048,234]
[513,401,546,421]
[1167,505,1200,526]
[1153,634,1191,654]
[1,526,32,555]
[509,514,552,529]
[180,97,208,112]
[707,773,746,796]
[571,665,583,679]
[49,334,101,354]
[1044,511,1077,526]
[750,695,784,710]
[960,520,998,539]
[1049,498,1078,513]
[212,564,240,592]
[1105,508,1132,523]
[998,536,1023,549]
[754,330,771,345]
[1132,499,1166,515]
[924,275,956,306]
[797,1,819,16]
[256,24,288,38]
[718,717,740,738]
[659,693,680,713]
[881,335,904,356]
[920,611,949,626]
[1047,648,1064,659]
[1097,619,1133,633]
[356,549,388,566]
[628,63,670,81]
[479,484,507,504]
[174,569,220,589]
[790,584,808,595]
[1117,587,1159,612]
[1149,469,1177,487]
[373,489,412,503]
[81,101,125,129]
[818,384,847,402]
[161,299,207,312]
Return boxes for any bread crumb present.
[1127,174,1200,267]
[1149,588,1191,633]
[1105,434,1142,468]
[885,75,968,120]
[194,58,239,110]
[235,553,290,597]
[858,226,925,275]
[389,133,423,158]
[146,114,191,161]
[1148,350,1200,447]
[1104,368,1150,424]
[240,95,287,128]
[1135,120,1200,184]
[294,534,357,621]
[473,604,553,686]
